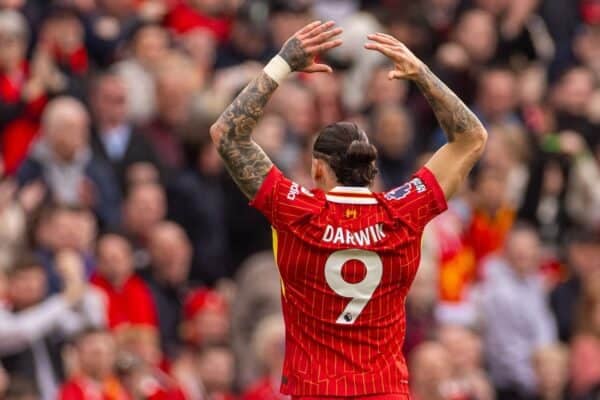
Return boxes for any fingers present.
[304,26,343,47]
[304,63,333,74]
[297,20,322,36]
[367,33,399,46]
[364,42,397,58]
[306,38,342,54]
[301,20,337,39]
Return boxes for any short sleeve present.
[250,166,320,229]
[383,167,448,231]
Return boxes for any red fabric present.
[293,396,410,400]
[165,1,232,42]
[462,206,515,266]
[90,273,158,329]
[53,45,89,75]
[58,377,130,400]
[242,377,290,400]
[251,167,447,397]
[0,62,47,175]
[183,288,228,320]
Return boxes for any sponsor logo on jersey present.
[384,178,426,200]
[322,223,386,246]
[287,183,314,200]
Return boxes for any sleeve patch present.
[385,178,427,200]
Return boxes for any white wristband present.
[263,55,292,84]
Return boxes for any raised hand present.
[364,33,425,81]
[279,20,343,73]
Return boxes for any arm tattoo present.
[279,37,310,71]
[415,66,483,142]
[214,72,278,199]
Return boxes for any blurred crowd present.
[0,0,599,399]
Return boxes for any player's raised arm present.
[365,33,487,199]
[210,21,342,199]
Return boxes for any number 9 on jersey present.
[324,249,383,325]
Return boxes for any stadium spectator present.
[90,233,158,330]
[0,10,48,175]
[89,71,162,191]
[550,230,600,342]
[479,224,557,400]
[242,314,288,400]
[16,97,121,228]
[181,287,229,349]
[0,251,104,400]
[113,23,170,124]
[58,328,128,400]
[144,221,192,358]
[122,181,166,267]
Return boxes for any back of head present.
[313,122,378,187]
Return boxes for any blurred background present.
[0,0,599,399]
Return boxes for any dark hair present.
[313,122,378,186]
[6,252,42,277]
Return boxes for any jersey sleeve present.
[250,166,320,229]
[383,167,448,231]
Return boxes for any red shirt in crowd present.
[58,376,129,400]
[242,377,290,400]
[165,0,233,42]
[0,62,47,175]
[90,273,158,329]
[251,166,447,397]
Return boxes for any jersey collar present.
[326,186,378,205]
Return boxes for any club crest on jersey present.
[384,178,426,200]
[345,208,358,219]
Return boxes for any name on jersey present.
[322,223,386,246]
[384,178,426,200]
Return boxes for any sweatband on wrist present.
[263,55,292,84]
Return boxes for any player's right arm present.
[210,21,342,200]
[365,33,487,200]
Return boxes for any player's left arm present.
[210,21,342,199]
[365,33,487,200]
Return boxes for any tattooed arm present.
[210,21,342,199]
[365,33,487,199]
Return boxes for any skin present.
[211,23,487,200]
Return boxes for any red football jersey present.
[251,166,447,397]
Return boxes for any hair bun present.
[344,140,377,166]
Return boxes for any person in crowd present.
[165,0,235,42]
[479,224,557,400]
[242,314,288,400]
[409,341,469,400]
[122,179,166,263]
[463,166,515,267]
[90,233,157,331]
[167,117,231,284]
[33,205,97,294]
[550,230,600,342]
[231,252,282,388]
[114,23,170,124]
[194,345,236,400]
[17,96,121,228]
[0,9,49,175]
[0,251,105,400]
[143,221,192,358]
[58,328,129,400]
[90,71,162,191]
[180,287,229,350]
[437,325,495,400]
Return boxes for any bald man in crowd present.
[17,96,121,228]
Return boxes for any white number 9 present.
[324,249,383,325]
